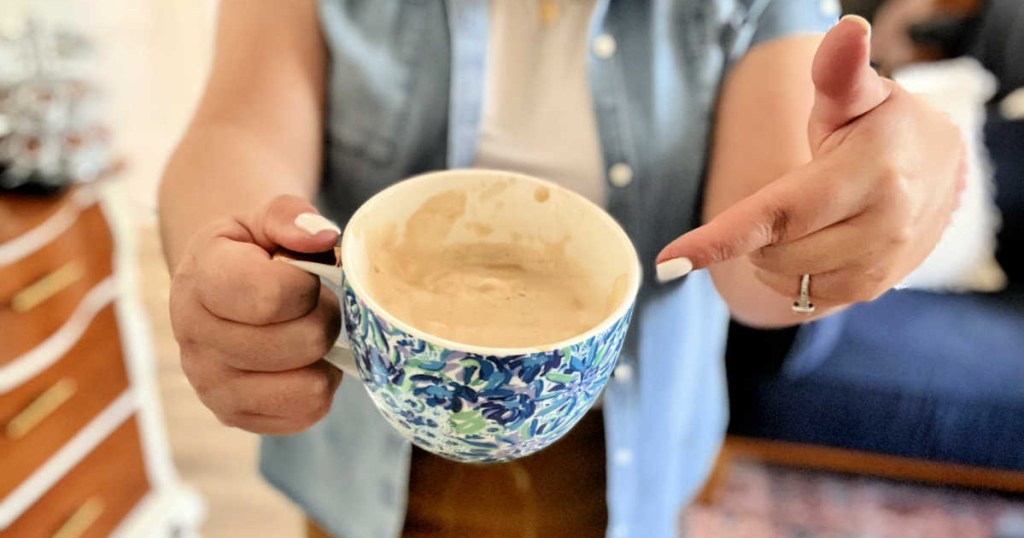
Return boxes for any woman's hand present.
[169,196,343,434]
[657,16,964,315]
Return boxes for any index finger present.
[656,158,866,276]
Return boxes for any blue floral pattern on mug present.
[341,276,633,463]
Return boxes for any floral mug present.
[280,169,641,463]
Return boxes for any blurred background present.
[0,0,1022,537]
[0,1,303,537]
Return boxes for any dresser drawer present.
[0,418,150,538]
[0,203,114,366]
[0,191,77,245]
[0,306,129,498]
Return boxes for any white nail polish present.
[295,213,341,236]
[656,258,693,283]
[840,14,872,37]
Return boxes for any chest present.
[319,0,736,165]
[316,0,746,270]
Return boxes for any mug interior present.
[341,169,641,353]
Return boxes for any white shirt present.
[474,0,606,207]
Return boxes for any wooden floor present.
[137,226,304,538]
[717,436,1024,496]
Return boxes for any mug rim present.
[340,168,643,356]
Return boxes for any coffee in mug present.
[279,169,640,462]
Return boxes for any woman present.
[159,1,963,536]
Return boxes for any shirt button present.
[613,363,633,382]
[613,448,634,465]
[609,162,633,187]
[592,33,617,59]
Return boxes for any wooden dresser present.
[0,185,201,537]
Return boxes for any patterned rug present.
[682,461,1024,538]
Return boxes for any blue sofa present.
[724,117,1024,481]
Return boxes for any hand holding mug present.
[169,195,345,435]
[172,171,641,463]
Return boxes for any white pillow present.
[894,57,1007,292]
[1001,87,1024,121]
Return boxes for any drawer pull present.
[6,378,78,439]
[11,260,86,312]
[51,497,105,538]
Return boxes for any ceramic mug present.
[279,169,641,463]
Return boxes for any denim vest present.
[260,2,836,537]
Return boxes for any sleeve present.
[747,0,840,47]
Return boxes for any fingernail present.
[295,213,340,236]
[841,14,872,37]
[656,258,693,283]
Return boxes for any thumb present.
[246,194,340,254]
[809,15,894,149]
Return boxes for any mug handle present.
[273,249,359,377]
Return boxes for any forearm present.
[158,0,325,271]
[158,121,317,271]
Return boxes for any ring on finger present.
[791,274,816,314]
